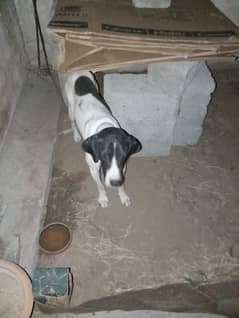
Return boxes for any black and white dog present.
[62,71,142,207]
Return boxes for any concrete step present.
[0,74,60,275]
[32,310,229,318]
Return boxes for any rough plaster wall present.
[14,0,57,66]
[0,0,27,151]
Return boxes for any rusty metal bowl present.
[39,222,72,255]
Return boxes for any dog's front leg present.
[86,155,109,208]
[118,186,131,207]
[92,171,109,208]
[71,121,81,143]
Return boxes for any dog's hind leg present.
[68,98,81,143]
[85,155,109,208]
[118,186,131,207]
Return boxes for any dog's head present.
[82,127,142,187]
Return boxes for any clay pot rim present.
[39,222,72,255]
[0,259,34,318]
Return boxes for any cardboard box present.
[48,0,239,72]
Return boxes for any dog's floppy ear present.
[82,134,101,162]
[127,135,142,155]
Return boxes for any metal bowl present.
[39,222,72,255]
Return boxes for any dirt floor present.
[38,66,239,310]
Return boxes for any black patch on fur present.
[75,76,98,96]
[82,127,142,186]
[75,75,111,112]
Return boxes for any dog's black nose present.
[110,179,123,187]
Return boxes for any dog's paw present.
[119,192,131,207]
[98,194,109,208]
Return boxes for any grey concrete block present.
[173,62,215,146]
[104,72,179,156]
[104,61,215,156]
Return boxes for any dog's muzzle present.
[100,165,125,188]
[110,178,124,187]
